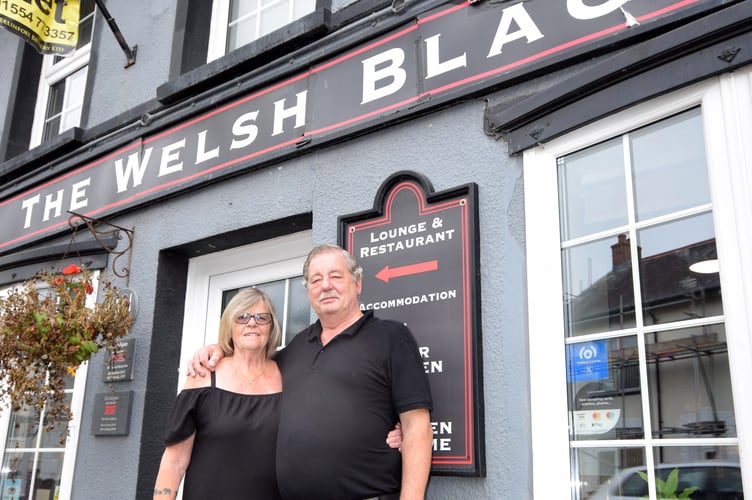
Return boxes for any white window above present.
[29,0,96,148]
[207,0,316,62]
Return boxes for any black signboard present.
[340,172,483,476]
[91,391,134,436]
[103,338,136,382]
[0,0,720,256]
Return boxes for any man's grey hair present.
[302,244,363,288]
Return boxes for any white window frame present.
[29,5,94,148]
[207,0,316,62]
[0,272,98,500]
[178,231,312,388]
[207,0,232,62]
[523,71,752,498]
[206,0,230,62]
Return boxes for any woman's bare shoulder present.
[182,370,212,390]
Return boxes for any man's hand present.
[386,422,403,451]
[186,344,224,377]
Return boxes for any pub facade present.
[0,0,750,498]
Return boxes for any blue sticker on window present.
[568,340,608,382]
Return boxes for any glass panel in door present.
[221,276,309,346]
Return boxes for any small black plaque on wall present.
[103,338,136,382]
[91,391,134,436]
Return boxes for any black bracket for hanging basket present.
[67,211,135,280]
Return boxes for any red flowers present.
[57,264,94,294]
[62,264,82,275]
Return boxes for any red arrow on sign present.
[375,260,439,283]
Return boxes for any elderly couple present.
[154,244,433,499]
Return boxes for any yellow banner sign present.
[0,0,80,55]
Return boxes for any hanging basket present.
[0,264,133,431]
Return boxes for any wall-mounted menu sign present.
[340,171,484,476]
[91,391,134,436]
[103,338,136,382]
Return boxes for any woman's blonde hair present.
[218,288,281,357]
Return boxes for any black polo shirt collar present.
[305,310,374,343]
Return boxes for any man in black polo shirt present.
[189,244,433,499]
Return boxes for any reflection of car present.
[587,462,743,499]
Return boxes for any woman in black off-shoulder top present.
[154,288,284,499]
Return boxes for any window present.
[207,0,316,62]
[0,273,96,500]
[524,72,752,499]
[29,0,95,148]
[178,232,312,382]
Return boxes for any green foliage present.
[0,264,132,433]
[637,467,700,499]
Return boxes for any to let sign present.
[340,172,483,476]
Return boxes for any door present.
[178,231,312,385]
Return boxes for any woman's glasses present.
[234,312,272,325]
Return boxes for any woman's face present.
[230,301,272,354]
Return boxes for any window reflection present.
[41,394,72,448]
[76,0,96,51]
[228,12,258,49]
[646,447,741,499]
[563,216,721,337]
[286,280,311,343]
[259,2,289,38]
[657,445,741,468]
[558,138,628,241]
[221,276,309,346]
[1,451,32,499]
[638,214,722,325]
[563,236,636,337]
[0,451,64,500]
[34,452,63,500]
[630,108,710,221]
[580,446,742,499]
[571,447,646,500]
[647,324,735,439]
[7,407,40,450]
[293,0,316,17]
[226,0,316,52]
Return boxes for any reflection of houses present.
[569,234,729,440]
[637,237,721,324]
[569,234,721,330]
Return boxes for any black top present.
[275,311,433,500]
[164,372,283,500]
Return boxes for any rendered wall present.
[0,1,531,497]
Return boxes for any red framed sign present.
[340,172,483,476]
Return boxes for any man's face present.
[306,250,362,321]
